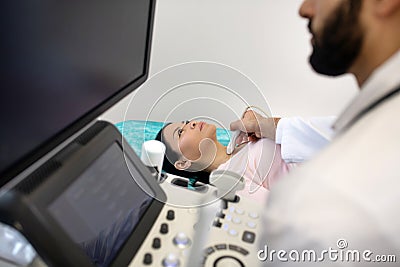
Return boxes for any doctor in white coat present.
[231,0,400,266]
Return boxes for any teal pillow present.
[115,120,231,156]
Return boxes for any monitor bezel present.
[1,0,157,187]
[0,121,166,267]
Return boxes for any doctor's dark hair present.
[155,124,209,184]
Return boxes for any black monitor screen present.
[49,143,154,267]
[0,0,155,184]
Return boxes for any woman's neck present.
[205,141,247,172]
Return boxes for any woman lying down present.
[155,109,334,201]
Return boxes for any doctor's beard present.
[309,0,363,76]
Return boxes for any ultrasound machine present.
[0,1,265,266]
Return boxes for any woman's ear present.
[174,160,191,170]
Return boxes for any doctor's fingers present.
[230,118,261,133]
[235,132,248,145]
[243,109,268,121]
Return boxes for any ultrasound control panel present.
[0,122,265,267]
[129,174,264,267]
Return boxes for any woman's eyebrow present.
[172,121,185,140]
[172,127,180,140]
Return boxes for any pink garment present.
[216,138,296,201]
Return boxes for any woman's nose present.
[190,121,197,129]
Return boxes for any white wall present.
[101,0,358,126]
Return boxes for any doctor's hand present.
[230,109,280,142]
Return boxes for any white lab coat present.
[275,116,336,163]
[261,50,400,266]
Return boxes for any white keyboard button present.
[228,229,238,236]
[235,208,244,215]
[246,221,256,229]
[249,212,259,219]
[232,217,241,224]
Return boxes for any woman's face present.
[162,120,217,162]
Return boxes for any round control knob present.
[152,237,161,249]
[173,232,191,248]
[160,223,169,234]
[214,256,244,267]
[143,253,152,265]
[167,210,175,220]
[162,253,180,267]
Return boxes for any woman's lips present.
[199,122,205,131]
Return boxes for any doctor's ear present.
[174,160,191,170]
[373,0,400,17]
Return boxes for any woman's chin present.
[207,124,217,138]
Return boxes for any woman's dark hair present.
[155,124,209,184]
